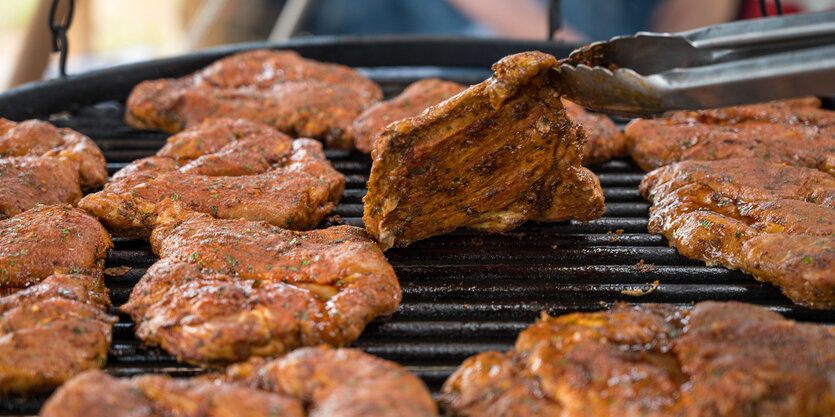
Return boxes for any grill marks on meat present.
[79,118,345,239]
[125,49,383,149]
[353,78,467,153]
[41,346,437,417]
[120,205,400,365]
[351,79,626,165]
[364,51,605,250]
[561,99,627,165]
[0,119,107,218]
[626,98,835,174]
[640,159,835,309]
[440,301,835,417]
[0,274,116,392]
[0,205,112,290]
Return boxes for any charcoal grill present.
[1,36,833,415]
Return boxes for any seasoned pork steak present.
[121,204,401,365]
[125,49,382,149]
[626,98,835,174]
[0,204,111,290]
[353,78,467,153]
[79,118,344,239]
[640,158,835,308]
[0,274,116,392]
[562,99,627,165]
[441,302,835,417]
[40,346,437,417]
[364,51,605,249]
[0,119,108,217]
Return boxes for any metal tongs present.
[552,10,835,117]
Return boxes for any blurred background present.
[2,0,833,91]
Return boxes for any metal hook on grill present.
[547,0,561,40]
[48,0,75,78]
[760,0,784,16]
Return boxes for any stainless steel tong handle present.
[680,9,835,48]
[555,11,835,117]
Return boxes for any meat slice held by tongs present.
[553,10,835,117]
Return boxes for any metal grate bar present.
[1,70,833,416]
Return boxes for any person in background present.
[5,0,834,90]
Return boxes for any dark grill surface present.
[3,63,835,416]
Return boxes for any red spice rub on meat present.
[364,51,604,250]
[0,274,116,392]
[0,204,111,291]
[441,301,835,417]
[0,119,107,218]
[626,98,835,174]
[353,78,466,153]
[120,204,401,365]
[125,49,383,149]
[79,118,345,239]
[40,346,438,417]
[0,203,113,392]
[562,98,627,165]
[640,158,835,309]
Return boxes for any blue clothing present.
[302,0,490,36]
[301,0,660,41]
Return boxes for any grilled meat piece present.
[677,97,835,126]
[641,158,835,308]
[0,274,115,392]
[0,157,81,219]
[353,78,467,153]
[561,99,627,165]
[41,346,437,417]
[351,80,625,165]
[79,118,344,239]
[121,204,400,365]
[626,98,835,174]
[0,119,108,218]
[40,369,304,417]
[440,301,835,417]
[0,205,112,290]
[224,346,438,417]
[0,118,107,188]
[125,49,383,149]
[364,51,605,250]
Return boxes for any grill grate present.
[2,64,834,416]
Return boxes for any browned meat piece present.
[351,81,626,163]
[40,368,304,417]
[79,118,344,239]
[0,119,108,218]
[561,99,627,165]
[626,98,835,174]
[353,78,467,153]
[225,346,437,416]
[640,159,835,308]
[440,301,835,417]
[0,118,107,188]
[676,96,835,126]
[0,274,116,392]
[120,204,400,365]
[41,346,437,417]
[0,157,81,219]
[364,52,604,250]
[125,49,383,149]
[0,204,112,291]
